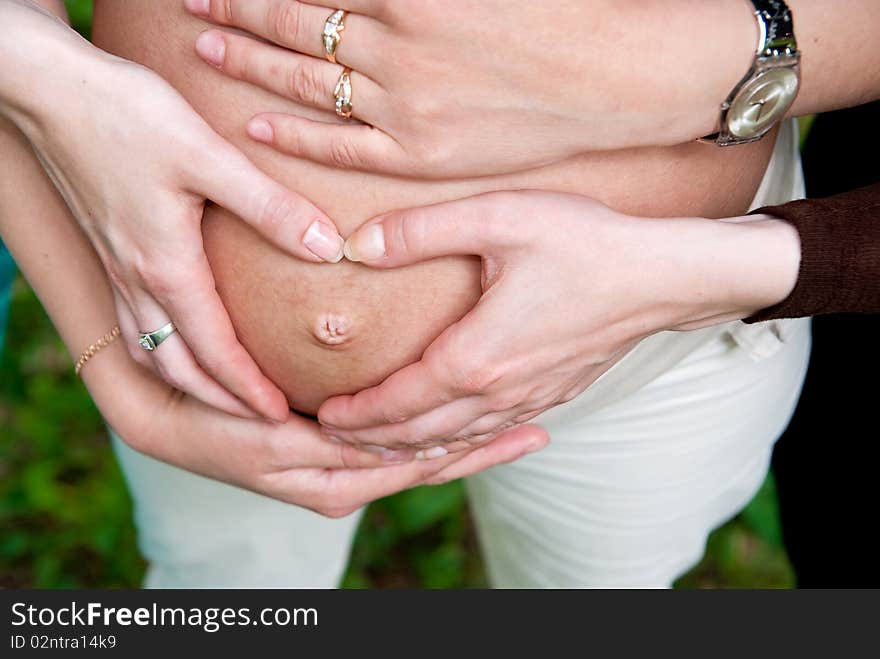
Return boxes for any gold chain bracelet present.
[74,325,121,376]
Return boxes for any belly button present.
[313,313,352,346]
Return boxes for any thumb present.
[344,193,515,267]
[198,144,344,263]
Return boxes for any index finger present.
[157,391,407,471]
[291,424,548,513]
[194,142,344,264]
[262,415,413,469]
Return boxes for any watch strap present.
[752,0,797,57]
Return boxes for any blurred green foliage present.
[0,279,142,587]
[0,1,795,588]
[65,0,91,38]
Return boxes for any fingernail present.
[526,439,547,454]
[344,224,385,262]
[247,118,274,143]
[361,444,411,464]
[184,0,210,16]
[195,31,225,67]
[303,220,345,263]
[382,449,412,464]
[415,446,448,461]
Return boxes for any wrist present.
[647,215,800,331]
[80,343,171,454]
[622,0,758,145]
[727,214,802,315]
[0,2,105,131]
[692,214,801,325]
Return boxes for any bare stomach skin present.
[92,0,776,415]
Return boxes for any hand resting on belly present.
[91,0,775,416]
[202,205,480,414]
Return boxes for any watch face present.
[727,68,799,139]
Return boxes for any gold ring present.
[334,67,353,119]
[322,9,347,64]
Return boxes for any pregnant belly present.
[92,0,776,415]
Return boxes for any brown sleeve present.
[743,183,880,323]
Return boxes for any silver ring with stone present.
[138,321,177,352]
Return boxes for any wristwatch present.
[702,0,800,146]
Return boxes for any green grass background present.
[0,1,798,589]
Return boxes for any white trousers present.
[112,121,810,588]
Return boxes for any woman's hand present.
[87,347,549,518]
[0,49,548,518]
[1,0,346,422]
[184,0,755,178]
[315,191,801,451]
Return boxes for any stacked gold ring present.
[334,67,353,119]
[324,10,353,118]
[322,10,347,64]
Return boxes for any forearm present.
[644,0,880,142]
[31,0,67,20]
[0,116,155,439]
[0,120,112,351]
[2,0,68,21]
[786,0,880,117]
[630,0,880,320]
